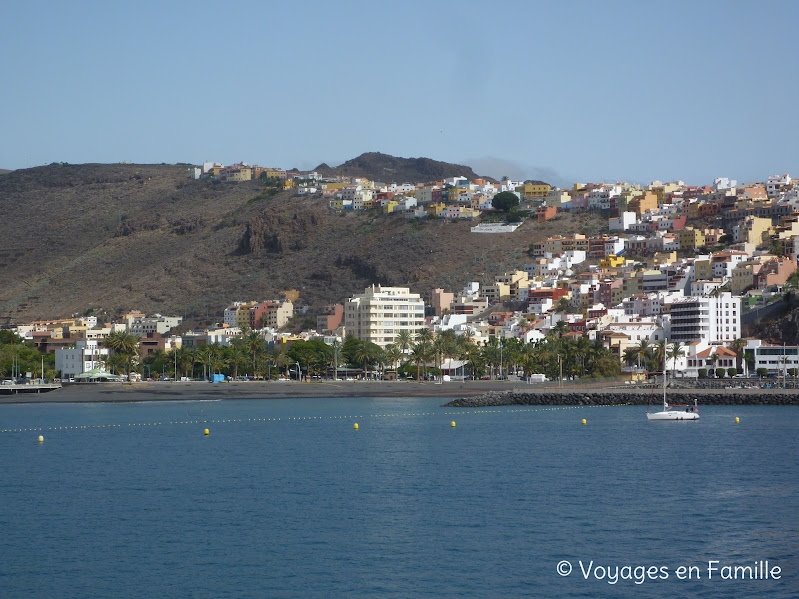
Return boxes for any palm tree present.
[519,342,541,379]
[633,339,651,371]
[329,340,342,380]
[226,344,248,379]
[244,330,264,374]
[729,338,746,373]
[667,341,685,378]
[176,346,196,379]
[196,345,212,380]
[103,330,141,378]
[460,339,483,380]
[395,330,414,358]
[354,342,380,380]
[415,327,434,346]
[653,339,667,373]
[410,341,431,380]
[384,343,403,373]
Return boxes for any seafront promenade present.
[1,379,798,405]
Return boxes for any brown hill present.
[314,152,493,183]
[0,162,596,326]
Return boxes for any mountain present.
[313,152,492,183]
[0,160,581,326]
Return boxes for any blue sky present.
[3,1,798,186]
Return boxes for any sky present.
[3,0,798,187]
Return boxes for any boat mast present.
[663,337,668,409]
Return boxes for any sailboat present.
[647,340,699,421]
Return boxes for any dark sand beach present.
[2,380,797,405]
[0,380,523,404]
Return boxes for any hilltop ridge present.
[313,152,492,183]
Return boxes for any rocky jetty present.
[444,388,799,408]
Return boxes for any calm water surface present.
[1,396,797,598]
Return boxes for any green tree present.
[103,330,141,378]
[491,191,520,213]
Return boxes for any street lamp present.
[295,362,301,381]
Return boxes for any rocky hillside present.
[313,152,491,183]
[0,160,595,326]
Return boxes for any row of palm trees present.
[100,328,625,382]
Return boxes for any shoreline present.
[2,380,799,405]
[0,380,523,405]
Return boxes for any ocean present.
[0,396,796,598]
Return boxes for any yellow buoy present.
[353,423,359,430]
[451,421,456,428]
[38,435,44,443]
[735,417,740,424]
[204,428,209,435]
[581,419,587,425]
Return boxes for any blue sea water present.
[0,396,797,599]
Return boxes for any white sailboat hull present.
[647,411,699,421]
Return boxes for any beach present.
[0,379,524,404]
[2,379,798,405]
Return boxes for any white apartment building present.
[128,314,183,336]
[55,340,109,378]
[744,339,799,376]
[766,174,791,198]
[669,292,741,345]
[587,185,621,211]
[344,285,426,348]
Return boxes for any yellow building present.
[494,270,529,299]
[545,189,570,207]
[679,227,706,251]
[628,192,658,216]
[483,282,511,302]
[520,183,552,200]
[693,258,712,281]
[264,168,286,179]
[734,216,772,245]
[236,303,258,330]
[383,200,398,214]
[653,251,677,266]
[426,202,447,216]
[648,182,681,204]
[730,262,759,295]
[329,198,344,210]
[599,255,626,268]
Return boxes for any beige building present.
[345,285,426,348]
[733,216,771,245]
[431,288,454,316]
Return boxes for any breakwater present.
[444,388,799,407]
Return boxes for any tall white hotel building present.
[345,285,426,348]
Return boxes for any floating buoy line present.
[1,403,632,435]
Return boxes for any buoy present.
[451,421,456,428]
[581,419,587,425]
[735,417,740,424]
[204,428,209,435]
[353,423,359,430]
[38,435,44,443]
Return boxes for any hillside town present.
[5,163,799,385]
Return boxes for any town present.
[4,163,799,387]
